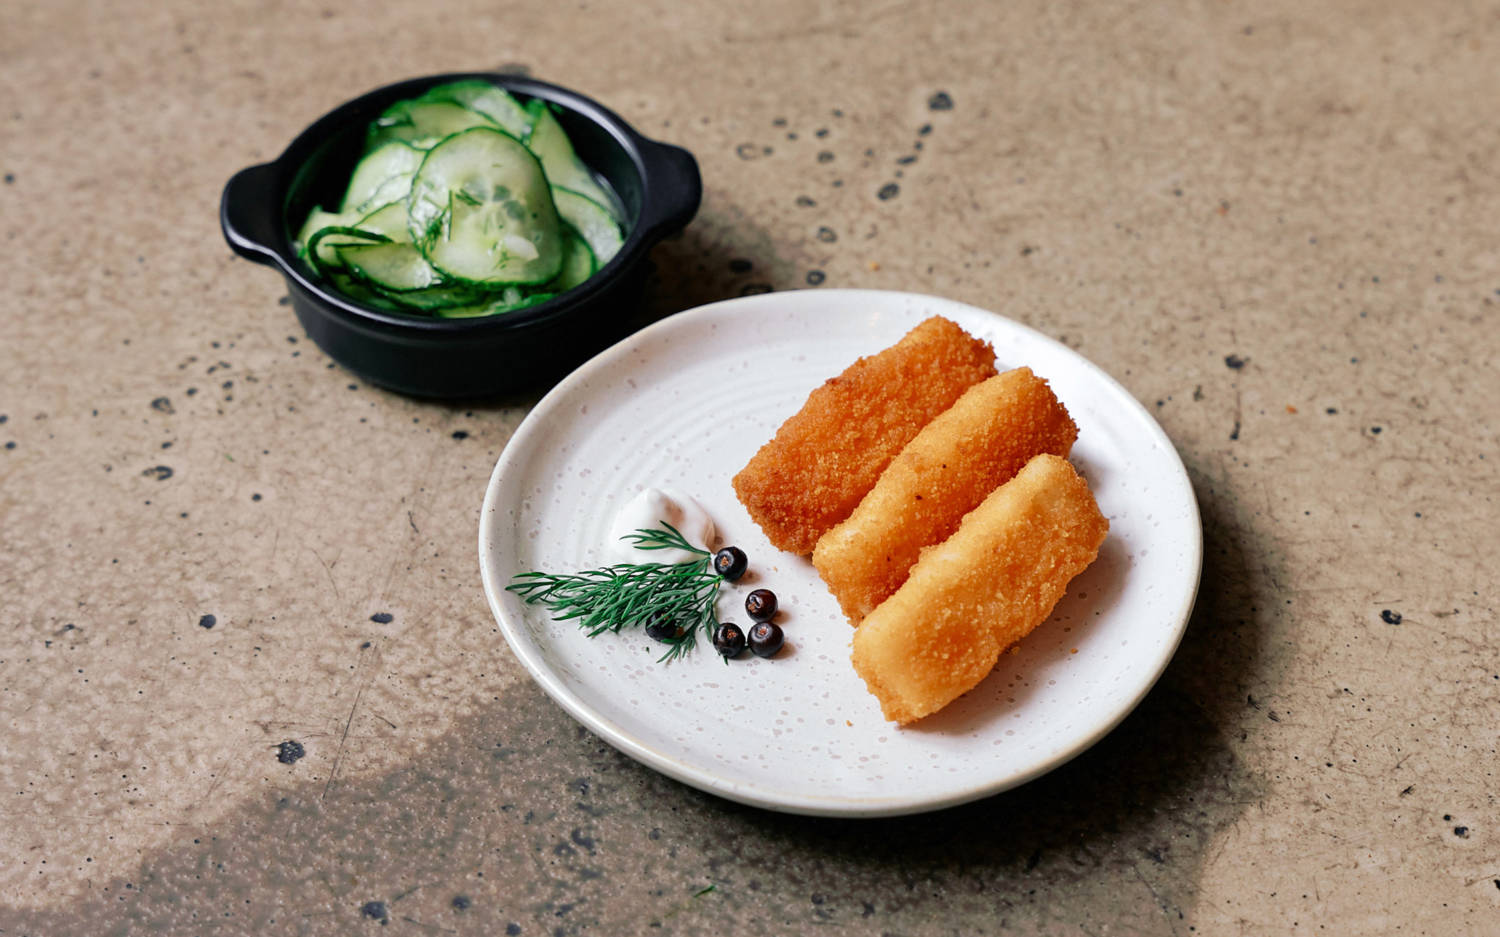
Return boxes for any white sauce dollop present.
[606,488,716,565]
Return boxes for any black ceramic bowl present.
[220,73,701,398]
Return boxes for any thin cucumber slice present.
[300,202,409,271]
[326,270,403,311]
[552,188,623,268]
[336,241,443,292]
[524,100,620,221]
[434,289,556,318]
[407,127,564,285]
[296,207,360,258]
[340,141,423,213]
[353,200,412,242]
[416,80,532,140]
[542,226,597,293]
[369,100,498,150]
[297,207,356,243]
[379,282,492,311]
[353,172,416,217]
[305,225,390,273]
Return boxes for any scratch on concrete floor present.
[321,647,377,801]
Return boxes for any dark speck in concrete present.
[816,226,837,243]
[928,91,954,110]
[142,465,173,481]
[877,183,900,200]
[150,396,174,414]
[452,895,472,910]
[506,924,521,935]
[276,740,306,764]
[360,900,389,924]
[918,122,933,135]
[198,614,216,630]
[795,195,817,207]
[2,173,13,184]
[817,150,834,163]
[806,270,826,286]
[1454,826,1469,838]
[251,493,262,501]
[452,430,470,440]
[896,154,917,165]
[1381,609,1402,625]
[278,296,291,306]
[371,612,394,624]
[1225,354,1247,369]
[1370,426,1382,434]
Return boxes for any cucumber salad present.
[295,81,625,318]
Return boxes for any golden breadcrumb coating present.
[731,316,996,554]
[851,454,1108,725]
[812,368,1078,624]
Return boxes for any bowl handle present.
[636,140,702,239]
[220,162,284,266]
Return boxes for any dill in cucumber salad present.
[295,81,625,318]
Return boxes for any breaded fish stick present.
[732,316,996,555]
[851,454,1108,725]
[813,368,1078,624]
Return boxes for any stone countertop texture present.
[2,1,1496,934]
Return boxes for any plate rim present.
[478,288,1203,817]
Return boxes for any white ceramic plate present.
[479,289,1201,817]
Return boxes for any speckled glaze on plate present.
[479,289,1201,817]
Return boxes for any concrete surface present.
[2,0,1497,934]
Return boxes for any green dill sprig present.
[506,523,720,662]
[618,523,710,558]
